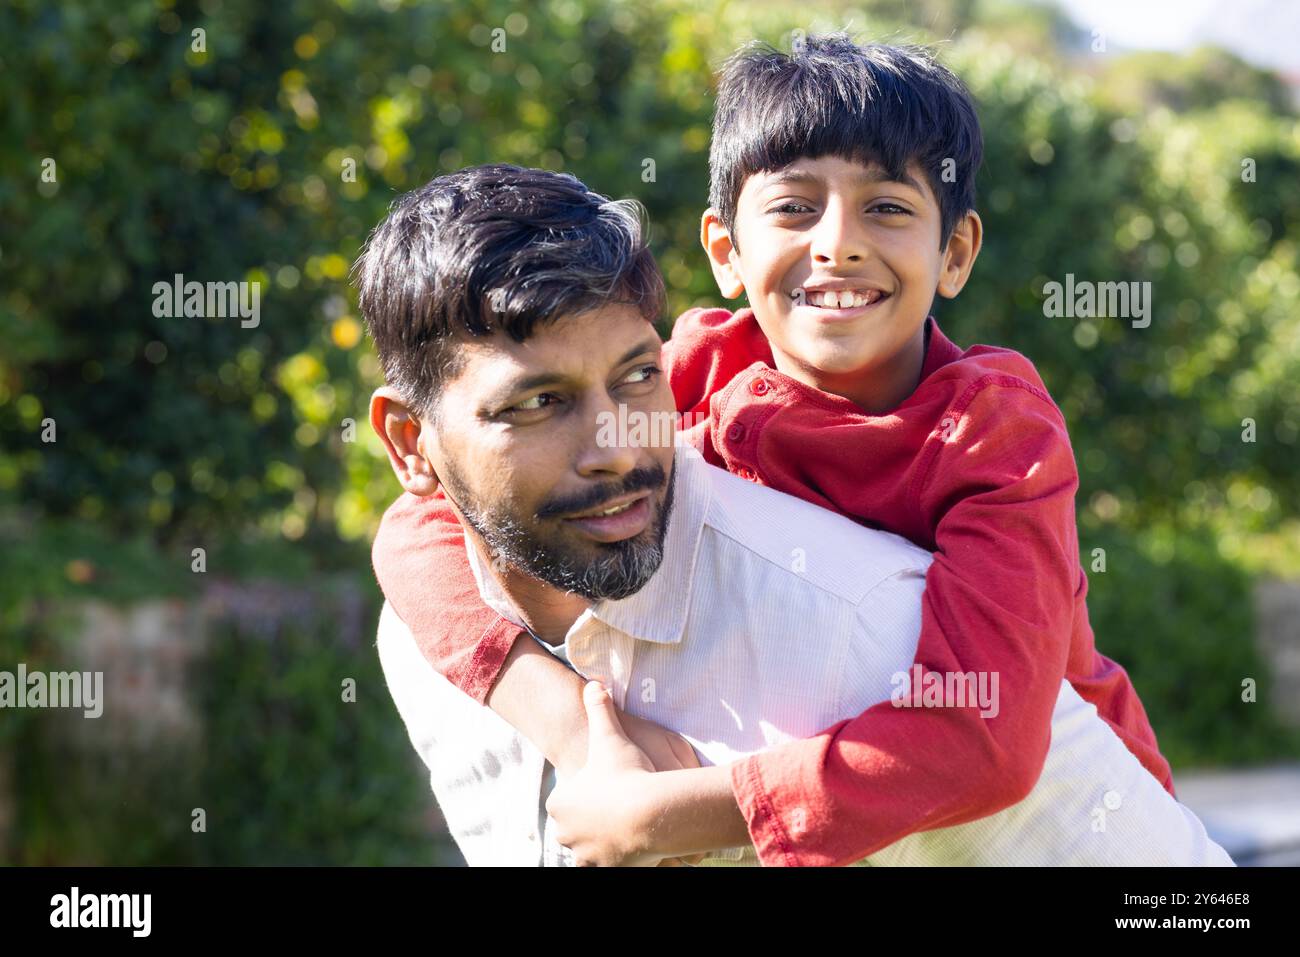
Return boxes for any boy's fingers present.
[582,680,627,759]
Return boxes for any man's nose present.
[810,198,869,267]
[573,393,639,479]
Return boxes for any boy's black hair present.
[709,34,983,249]
[354,163,665,417]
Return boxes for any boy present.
[369,35,1172,866]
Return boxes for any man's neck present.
[468,537,589,645]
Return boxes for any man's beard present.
[441,458,676,602]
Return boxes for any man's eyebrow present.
[613,336,664,368]
[762,166,926,193]
[490,336,662,403]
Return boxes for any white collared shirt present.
[377,446,1232,866]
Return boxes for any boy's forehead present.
[745,155,933,198]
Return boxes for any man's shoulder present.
[376,600,415,655]
[689,452,933,604]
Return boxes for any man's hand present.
[547,681,690,866]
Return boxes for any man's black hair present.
[355,163,665,416]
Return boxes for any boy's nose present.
[810,202,869,266]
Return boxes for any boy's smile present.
[704,154,981,414]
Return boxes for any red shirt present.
[372,306,1174,867]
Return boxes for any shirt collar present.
[464,539,528,631]
[919,316,964,380]
[463,447,712,648]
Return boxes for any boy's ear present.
[936,210,984,299]
[370,387,442,497]
[700,208,745,299]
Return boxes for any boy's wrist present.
[634,764,750,859]
[547,700,589,776]
[485,633,590,775]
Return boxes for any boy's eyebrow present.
[488,336,662,403]
[763,166,926,194]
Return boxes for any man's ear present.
[936,210,984,299]
[700,208,745,299]
[369,387,442,497]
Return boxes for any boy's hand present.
[611,695,708,866]
[548,681,703,866]
[618,708,701,775]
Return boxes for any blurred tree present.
[1094,46,1296,116]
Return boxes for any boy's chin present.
[788,335,895,377]
[790,318,926,371]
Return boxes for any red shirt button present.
[751,378,770,396]
[726,423,745,443]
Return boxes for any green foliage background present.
[1,0,1297,862]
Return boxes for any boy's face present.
[704,154,980,411]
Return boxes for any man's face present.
[424,304,677,602]
[730,154,948,383]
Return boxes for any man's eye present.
[507,393,560,414]
[621,364,662,386]
[870,202,911,216]
[770,203,813,215]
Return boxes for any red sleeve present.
[732,377,1079,866]
[372,490,523,703]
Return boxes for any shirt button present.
[751,378,770,396]
[726,423,746,443]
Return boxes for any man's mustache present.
[535,464,668,520]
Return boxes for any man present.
[359,164,1231,866]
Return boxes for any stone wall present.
[1253,578,1300,728]
[1,577,452,864]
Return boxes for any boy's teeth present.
[805,290,881,308]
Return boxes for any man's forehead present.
[450,306,661,389]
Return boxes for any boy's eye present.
[870,202,911,216]
[769,202,814,216]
